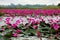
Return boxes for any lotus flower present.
[52,23,59,30]
[15,20,20,25]
[11,23,17,28]
[12,33,18,37]
[15,29,21,33]
[5,17,11,24]
[36,31,41,37]
[0,18,2,21]
[33,25,37,29]
[5,17,10,21]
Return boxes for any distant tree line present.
[58,3,60,6]
[0,3,60,9]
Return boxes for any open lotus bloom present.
[12,33,18,37]
[52,23,59,30]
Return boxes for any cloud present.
[0,0,60,5]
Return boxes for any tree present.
[58,3,60,6]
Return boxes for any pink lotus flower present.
[11,24,17,28]
[11,19,22,28]
[31,21,36,25]
[15,20,20,25]
[36,21,40,24]
[5,17,10,21]
[33,25,37,29]
[34,10,41,15]
[27,17,36,24]
[5,21,10,24]
[12,33,18,37]
[39,17,44,21]
[52,23,59,30]
[49,19,53,23]
[5,17,11,24]
[23,9,32,15]
[0,18,2,21]
[36,31,41,37]
[15,29,21,33]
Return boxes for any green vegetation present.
[0,4,60,9]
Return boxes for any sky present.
[0,0,60,5]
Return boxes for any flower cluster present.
[0,9,60,16]
[0,9,60,40]
[0,16,60,39]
